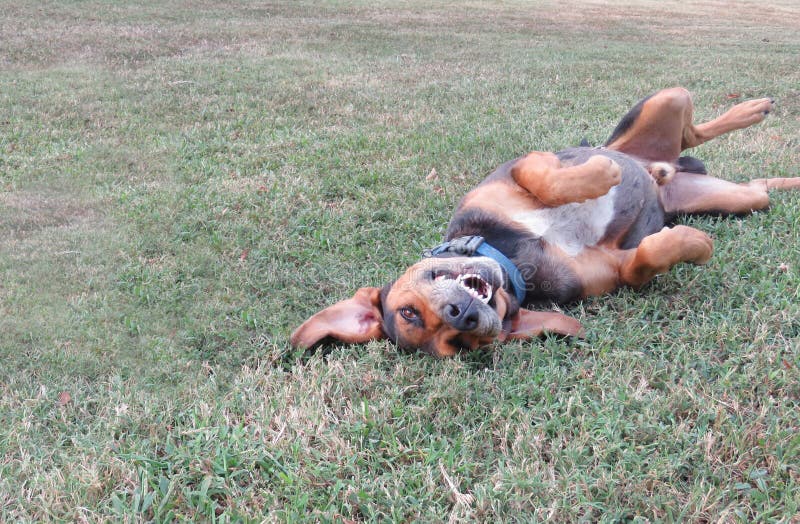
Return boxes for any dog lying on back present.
[292,87,800,357]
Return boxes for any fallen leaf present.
[426,168,438,181]
[778,263,788,273]
[783,359,793,370]
[240,249,249,262]
[58,391,71,406]
[726,93,741,99]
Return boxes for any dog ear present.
[501,308,584,341]
[290,287,385,348]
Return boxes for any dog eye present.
[398,306,419,322]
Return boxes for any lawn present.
[1,0,799,521]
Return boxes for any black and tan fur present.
[292,87,800,357]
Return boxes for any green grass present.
[1,0,799,521]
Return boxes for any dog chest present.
[512,186,618,256]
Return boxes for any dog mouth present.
[435,273,493,304]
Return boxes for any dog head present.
[290,256,583,357]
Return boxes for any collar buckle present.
[423,235,485,258]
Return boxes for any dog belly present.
[512,147,665,255]
[561,147,664,249]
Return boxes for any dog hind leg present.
[660,173,800,216]
[605,87,773,163]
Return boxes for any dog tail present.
[676,155,707,174]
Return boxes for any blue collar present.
[423,235,527,304]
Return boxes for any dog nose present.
[445,301,480,331]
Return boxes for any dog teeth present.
[433,272,493,303]
[456,273,492,303]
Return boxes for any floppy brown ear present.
[290,287,385,348]
[501,308,584,341]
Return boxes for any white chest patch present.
[512,187,618,256]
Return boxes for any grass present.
[1,0,799,521]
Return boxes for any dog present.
[291,87,800,357]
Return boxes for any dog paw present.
[727,97,775,128]
[584,155,622,193]
[671,225,714,265]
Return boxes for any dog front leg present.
[619,225,714,288]
[511,151,621,207]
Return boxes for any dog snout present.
[444,299,481,331]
